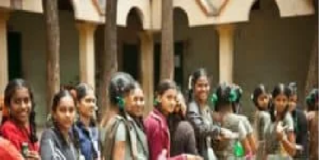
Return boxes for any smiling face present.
[53,96,76,132]
[158,88,177,115]
[125,88,145,117]
[9,87,32,125]
[193,76,210,103]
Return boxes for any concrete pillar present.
[217,24,235,83]
[76,22,97,89]
[0,10,9,93]
[139,31,154,116]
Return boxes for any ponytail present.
[71,124,81,154]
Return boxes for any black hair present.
[269,83,292,122]
[288,82,298,96]
[252,84,269,111]
[75,83,94,102]
[52,90,80,152]
[4,79,38,143]
[100,72,136,128]
[306,88,319,111]
[60,85,77,101]
[232,85,243,113]
[109,72,135,108]
[187,68,209,102]
[156,79,177,96]
[168,91,186,140]
[288,82,299,119]
[212,83,238,112]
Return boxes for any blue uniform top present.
[75,120,100,160]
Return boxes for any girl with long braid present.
[145,79,201,160]
[0,79,39,159]
[211,83,251,159]
[251,84,271,159]
[264,83,296,159]
[100,72,143,160]
[186,68,236,160]
[40,90,84,160]
[287,82,308,159]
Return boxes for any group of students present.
[0,67,319,160]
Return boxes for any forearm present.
[188,113,220,137]
[281,138,296,156]
[241,138,252,155]
[247,134,257,154]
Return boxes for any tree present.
[304,1,318,107]
[98,0,118,119]
[43,0,60,114]
[160,0,174,80]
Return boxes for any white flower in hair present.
[188,75,193,90]
[188,75,192,90]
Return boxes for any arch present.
[173,1,214,27]
[173,7,189,27]
[125,7,144,29]
[117,0,150,29]
[247,0,315,18]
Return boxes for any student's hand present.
[307,111,315,121]
[185,154,203,160]
[276,122,287,141]
[157,149,167,160]
[212,112,221,122]
[220,128,239,140]
[296,145,303,151]
[26,151,41,160]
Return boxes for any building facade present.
[0,0,317,125]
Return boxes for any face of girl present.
[257,93,270,109]
[77,90,96,118]
[158,89,177,115]
[273,93,289,114]
[53,96,76,132]
[10,88,32,125]
[125,88,145,117]
[194,76,210,103]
